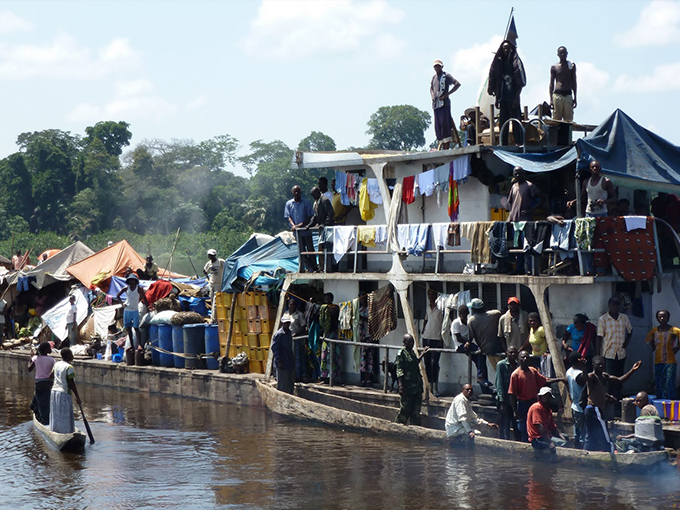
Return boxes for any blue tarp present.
[576,109,680,192]
[492,146,577,173]
[221,235,299,293]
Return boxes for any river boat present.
[256,380,672,474]
[32,413,86,453]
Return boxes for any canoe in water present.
[32,413,86,453]
[256,380,672,474]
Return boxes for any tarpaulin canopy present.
[575,109,680,193]
[66,240,185,288]
[41,287,89,341]
[221,233,273,292]
[221,234,299,293]
[492,146,577,173]
[1,241,95,304]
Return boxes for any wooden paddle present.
[77,400,95,444]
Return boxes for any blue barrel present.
[149,324,160,366]
[172,324,185,368]
[204,324,219,370]
[183,324,206,370]
[158,324,174,367]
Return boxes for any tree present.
[298,131,336,152]
[84,121,132,156]
[0,153,33,219]
[366,105,431,151]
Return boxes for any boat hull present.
[256,381,671,473]
[32,414,86,453]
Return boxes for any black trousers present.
[499,101,523,145]
[423,338,443,384]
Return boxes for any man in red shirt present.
[508,350,566,442]
[527,387,567,451]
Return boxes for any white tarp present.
[41,287,89,341]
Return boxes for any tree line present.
[0,105,431,264]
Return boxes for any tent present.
[221,234,299,293]
[491,110,680,194]
[1,241,95,304]
[66,240,184,288]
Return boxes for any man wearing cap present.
[430,59,461,150]
[498,297,529,351]
[115,274,148,351]
[204,249,225,323]
[285,185,317,272]
[466,298,503,386]
[445,383,498,443]
[271,314,295,394]
[509,350,566,442]
[527,387,567,451]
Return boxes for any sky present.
[0,0,676,176]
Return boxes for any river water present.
[2,372,679,510]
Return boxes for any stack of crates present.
[215,291,277,374]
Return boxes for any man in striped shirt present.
[596,297,633,403]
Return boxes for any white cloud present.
[186,95,207,112]
[574,62,610,106]
[450,35,502,87]
[0,34,140,80]
[243,0,405,58]
[614,62,680,92]
[373,32,407,59]
[0,11,32,34]
[615,0,680,47]
[66,79,177,123]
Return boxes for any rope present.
[148,343,219,360]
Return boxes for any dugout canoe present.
[256,380,673,474]
[32,413,86,453]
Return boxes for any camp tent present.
[221,233,299,293]
[66,239,184,288]
[1,241,95,304]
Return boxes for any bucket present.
[172,324,185,368]
[158,324,174,367]
[135,349,146,366]
[204,324,219,370]
[183,324,206,370]
[125,348,135,366]
[149,324,160,366]
[112,353,122,363]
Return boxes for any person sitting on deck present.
[616,392,664,453]
[508,350,566,442]
[583,355,641,452]
[271,314,295,394]
[49,348,82,434]
[395,334,429,426]
[527,387,567,451]
[446,383,498,443]
[138,255,159,280]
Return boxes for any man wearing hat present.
[527,387,567,451]
[204,249,225,323]
[430,59,460,150]
[271,314,295,394]
[498,296,529,351]
[115,274,148,351]
[466,298,503,385]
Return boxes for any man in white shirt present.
[204,249,225,324]
[63,295,78,348]
[445,384,498,442]
[422,288,444,396]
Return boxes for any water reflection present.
[1,373,678,510]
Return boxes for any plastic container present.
[112,353,123,363]
[656,399,680,421]
[125,348,135,366]
[135,350,146,366]
[172,324,185,368]
[158,324,174,367]
[204,324,220,370]
[182,323,205,370]
[149,324,160,366]
[653,399,669,418]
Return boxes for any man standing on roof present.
[549,46,577,122]
[488,40,526,146]
[431,59,461,150]
[204,249,225,323]
[285,185,317,273]
[116,274,148,351]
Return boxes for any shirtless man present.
[549,46,577,122]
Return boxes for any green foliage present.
[366,105,432,151]
[298,131,337,152]
[84,121,132,157]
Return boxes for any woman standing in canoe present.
[49,348,82,434]
[28,341,55,425]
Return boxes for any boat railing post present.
[353,226,359,274]
[383,346,389,393]
[329,338,334,387]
